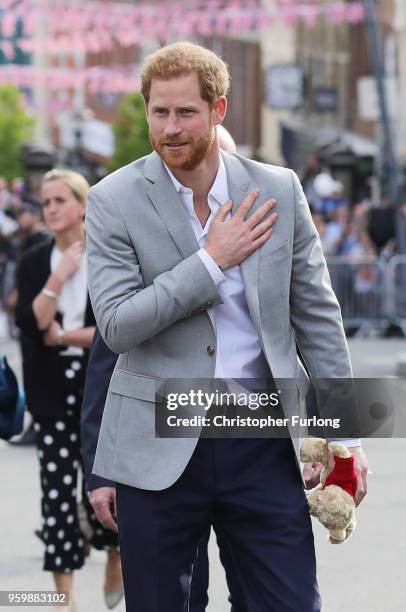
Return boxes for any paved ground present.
[1,336,405,611]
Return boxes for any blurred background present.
[1,0,406,339]
[0,2,405,611]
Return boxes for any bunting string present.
[0,1,365,59]
[0,0,365,97]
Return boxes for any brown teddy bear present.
[300,437,357,544]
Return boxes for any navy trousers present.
[189,529,245,612]
[116,438,321,612]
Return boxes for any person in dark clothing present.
[7,200,51,444]
[15,200,49,256]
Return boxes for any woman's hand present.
[43,320,63,347]
[43,323,95,349]
[53,241,84,282]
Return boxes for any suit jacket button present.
[207,345,216,356]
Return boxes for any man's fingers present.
[354,475,366,506]
[235,189,260,219]
[94,501,118,532]
[303,461,323,489]
[90,488,118,532]
[216,200,233,222]
[111,488,117,521]
[355,464,368,506]
[250,212,278,241]
[251,226,273,250]
[360,464,368,495]
[246,199,276,229]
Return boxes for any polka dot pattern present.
[33,364,118,573]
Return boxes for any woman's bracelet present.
[41,288,59,300]
[56,328,65,346]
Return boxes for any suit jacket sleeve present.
[81,327,118,491]
[289,170,352,379]
[85,184,222,353]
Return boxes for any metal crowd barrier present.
[1,255,405,336]
[326,256,389,336]
[387,255,406,334]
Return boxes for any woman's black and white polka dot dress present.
[34,355,117,572]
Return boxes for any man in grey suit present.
[86,42,368,611]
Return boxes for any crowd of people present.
[299,155,399,327]
[0,176,49,337]
[301,155,378,259]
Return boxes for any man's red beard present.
[150,125,215,171]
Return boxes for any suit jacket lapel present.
[144,152,199,259]
[143,151,262,332]
[222,152,261,332]
[144,152,218,337]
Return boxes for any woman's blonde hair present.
[42,169,90,203]
[141,41,230,106]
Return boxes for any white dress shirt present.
[165,157,269,380]
[164,159,360,447]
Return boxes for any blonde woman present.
[16,170,122,610]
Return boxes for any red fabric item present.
[323,454,357,500]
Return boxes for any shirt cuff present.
[198,248,226,286]
[327,439,361,448]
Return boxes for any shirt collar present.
[164,155,228,205]
[164,163,191,194]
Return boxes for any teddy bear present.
[300,437,358,544]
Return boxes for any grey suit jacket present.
[85,151,352,490]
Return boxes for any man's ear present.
[211,96,227,126]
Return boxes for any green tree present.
[108,91,151,172]
[0,84,34,181]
